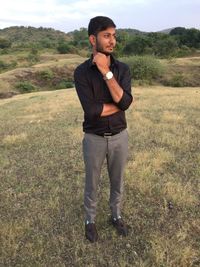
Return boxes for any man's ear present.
[89,35,96,46]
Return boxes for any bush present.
[27,53,39,64]
[163,74,187,87]
[57,42,71,54]
[0,60,9,70]
[121,56,164,84]
[0,60,17,72]
[173,46,193,58]
[0,48,9,55]
[39,38,56,48]
[27,48,39,64]
[55,80,74,89]
[0,38,12,49]
[10,60,17,68]
[15,81,36,93]
[38,69,54,80]
[153,37,178,57]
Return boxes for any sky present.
[0,0,199,33]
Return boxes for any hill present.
[0,26,145,48]
[1,52,200,98]
[0,53,85,98]
[0,26,71,46]
[117,28,147,35]
[158,27,175,34]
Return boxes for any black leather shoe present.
[111,218,128,236]
[85,223,98,242]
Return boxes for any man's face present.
[94,27,116,55]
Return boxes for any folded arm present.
[93,53,133,111]
[74,66,120,120]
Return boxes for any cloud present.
[0,0,130,30]
[0,0,149,24]
[0,0,199,32]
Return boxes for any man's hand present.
[93,52,110,75]
[93,52,123,104]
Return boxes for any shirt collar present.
[88,54,117,69]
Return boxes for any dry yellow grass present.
[0,86,199,267]
[33,54,85,68]
[2,132,28,145]
[162,56,200,67]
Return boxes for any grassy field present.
[0,86,200,267]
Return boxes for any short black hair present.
[88,16,116,36]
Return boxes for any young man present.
[74,16,133,242]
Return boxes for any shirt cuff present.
[116,91,132,111]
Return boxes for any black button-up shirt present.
[74,55,133,134]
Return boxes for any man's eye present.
[104,34,116,39]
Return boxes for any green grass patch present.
[15,81,37,93]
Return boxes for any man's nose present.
[109,36,116,44]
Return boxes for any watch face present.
[106,71,113,79]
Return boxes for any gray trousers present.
[82,129,128,222]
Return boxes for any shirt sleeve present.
[74,66,103,120]
[116,64,133,111]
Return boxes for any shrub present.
[27,53,39,63]
[55,80,74,89]
[0,60,8,70]
[0,38,12,49]
[15,81,36,93]
[121,56,164,84]
[10,60,17,68]
[172,45,193,57]
[164,74,187,87]
[0,60,17,72]
[0,48,9,55]
[57,42,71,54]
[39,38,56,48]
[38,69,54,80]
[27,48,39,64]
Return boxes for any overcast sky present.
[0,0,199,33]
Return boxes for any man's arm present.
[104,77,123,103]
[93,53,123,103]
[101,103,120,117]
[74,65,120,119]
[93,53,133,111]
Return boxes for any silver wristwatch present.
[104,71,113,80]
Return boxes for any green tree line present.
[57,27,200,58]
[0,26,199,58]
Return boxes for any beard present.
[96,40,113,56]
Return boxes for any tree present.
[73,28,88,47]
[123,35,150,55]
[153,36,178,57]
[57,42,71,54]
[182,29,200,48]
[39,38,55,48]
[170,27,187,36]
[170,27,200,48]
